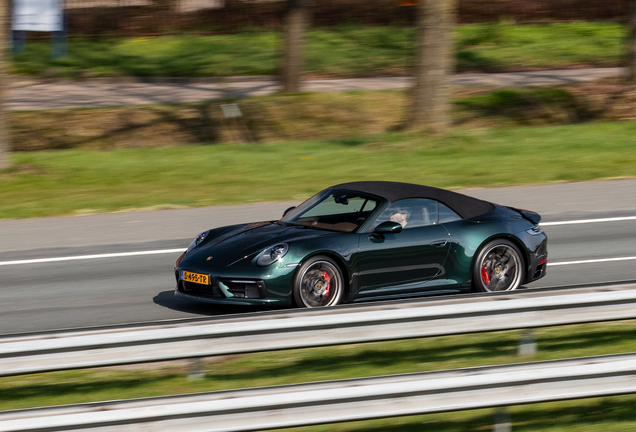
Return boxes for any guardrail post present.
[188,358,205,380]
[493,408,511,432]
[518,329,537,356]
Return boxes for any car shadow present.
[154,286,533,318]
[152,290,266,316]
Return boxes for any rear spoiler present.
[508,207,541,225]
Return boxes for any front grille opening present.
[178,280,223,298]
[176,273,267,300]
[222,280,266,299]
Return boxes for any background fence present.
[21,0,631,38]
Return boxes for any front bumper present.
[174,261,298,307]
[175,288,286,306]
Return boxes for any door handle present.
[430,240,447,247]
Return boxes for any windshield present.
[280,189,381,233]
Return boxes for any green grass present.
[2,120,636,219]
[455,22,625,72]
[11,22,626,78]
[1,319,636,430]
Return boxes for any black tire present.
[293,256,344,308]
[472,239,524,293]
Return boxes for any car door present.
[356,199,451,299]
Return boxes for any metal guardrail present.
[1,352,635,432]
[1,284,636,377]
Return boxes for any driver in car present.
[390,207,409,228]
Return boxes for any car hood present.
[183,222,338,268]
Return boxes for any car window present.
[438,203,462,224]
[373,198,438,229]
[303,194,376,217]
[282,190,380,233]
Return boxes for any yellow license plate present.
[181,271,210,285]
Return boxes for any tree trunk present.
[629,0,636,83]
[282,0,309,93]
[0,0,10,169]
[409,0,456,134]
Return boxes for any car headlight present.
[187,230,210,251]
[257,243,289,266]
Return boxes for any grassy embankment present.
[11,85,621,151]
[3,84,636,219]
[2,120,636,219]
[11,22,625,78]
[1,319,636,430]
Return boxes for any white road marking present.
[1,250,636,268]
[0,215,635,267]
[541,216,636,226]
[548,256,636,267]
[0,249,185,266]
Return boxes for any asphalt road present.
[1,179,636,335]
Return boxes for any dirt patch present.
[567,78,636,121]
[11,104,225,151]
[0,162,51,179]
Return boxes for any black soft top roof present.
[332,181,495,220]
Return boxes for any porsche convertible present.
[174,181,547,308]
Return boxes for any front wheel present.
[473,239,524,292]
[293,256,344,308]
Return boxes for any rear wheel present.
[293,256,344,308]
[473,239,524,292]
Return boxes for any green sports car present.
[175,181,548,308]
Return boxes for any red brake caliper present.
[481,266,490,285]
[322,271,331,298]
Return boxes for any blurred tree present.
[282,0,309,93]
[409,0,456,134]
[0,0,9,169]
[630,0,636,82]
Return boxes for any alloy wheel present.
[297,259,343,307]
[477,243,523,292]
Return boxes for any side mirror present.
[282,206,296,217]
[374,221,403,234]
